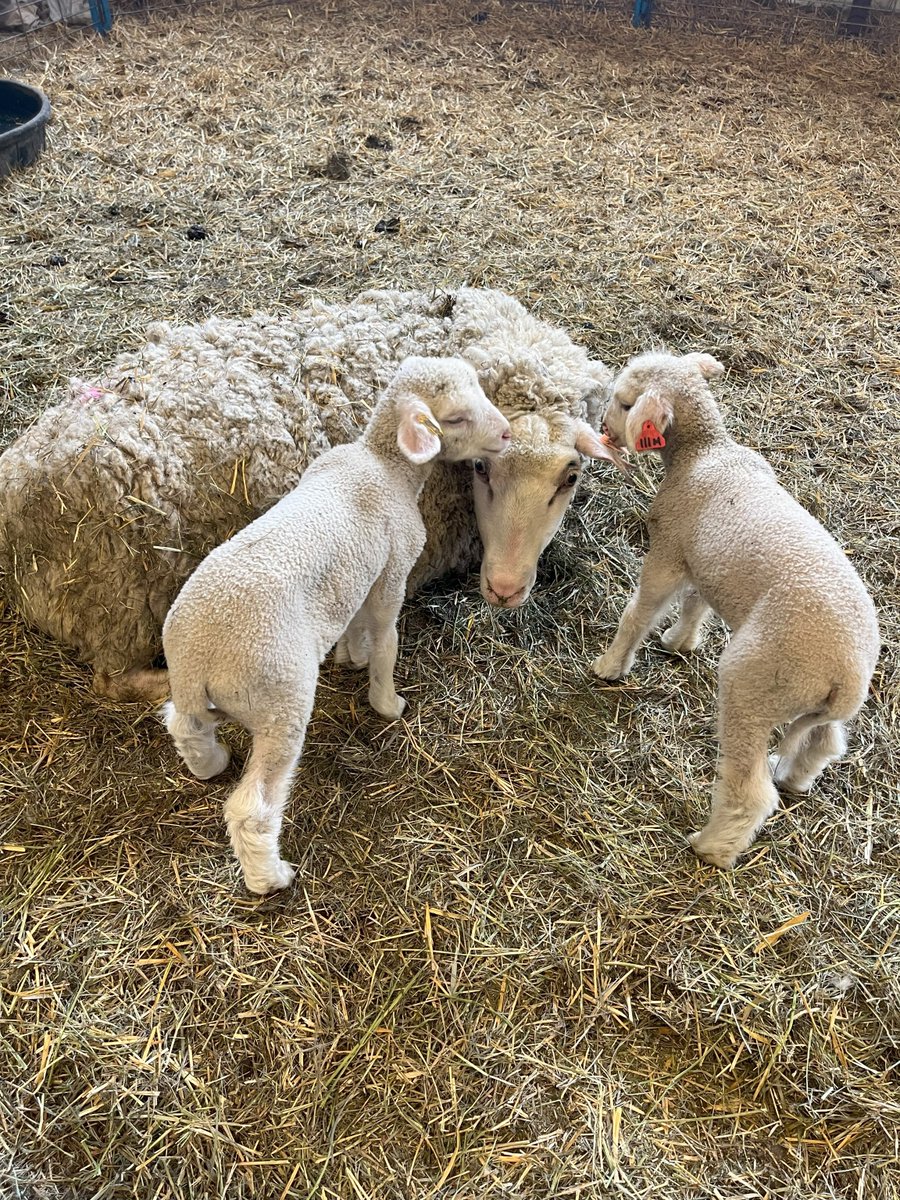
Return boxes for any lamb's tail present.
[785,678,867,742]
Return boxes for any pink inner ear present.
[397,407,441,464]
[574,426,607,458]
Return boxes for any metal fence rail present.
[633,0,899,38]
[2,0,898,63]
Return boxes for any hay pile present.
[1,2,898,1197]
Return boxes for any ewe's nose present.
[485,575,527,608]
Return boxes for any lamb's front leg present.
[592,553,686,680]
[660,585,713,654]
[363,582,407,720]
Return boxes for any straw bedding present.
[1,2,898,1197]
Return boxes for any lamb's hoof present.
[689,829,738,869]
[372,694,407,721]
[591,653,627,681]
[192,743,231,781]
[244,859,296,895]
[334,636,368,668]
[660,627,700,654]
[768,754,814,795]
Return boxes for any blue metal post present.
[632,0,653,28]
[87,0,113,35]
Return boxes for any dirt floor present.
[1,2,899,1197]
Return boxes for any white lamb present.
[161,356,510,894]
[592,351,880,868]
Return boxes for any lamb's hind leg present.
[690,640,779,868]
[162,701,230,780]
[224,726,308,894]
[770,718,848,795]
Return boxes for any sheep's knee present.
[95,667,170,703]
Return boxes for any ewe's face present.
[472,414,587,609]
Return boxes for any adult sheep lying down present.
[0,287,614,701]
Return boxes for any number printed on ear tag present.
[635,420,666,452]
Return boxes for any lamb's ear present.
[573,423,607,458]
[625,389,673,454]
[397,400,443,465]
[683,352,725,381]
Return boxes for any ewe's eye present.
[551,467,580,504]
[443,415,467,426]
[619,401,633,411]
[473,459,489,479]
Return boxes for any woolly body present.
[0,288,610,698]
[164,445,416,717]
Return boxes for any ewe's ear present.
[574,422,619,463]
[575,421,632,475]
[625,389,673,454]
[683,352,725,381]
[397,400,443,465]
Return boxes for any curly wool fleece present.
[0,287,610,679]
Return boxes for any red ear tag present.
[635,420,666,453]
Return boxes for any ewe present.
[0,288,614,701]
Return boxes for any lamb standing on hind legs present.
[161,357,510,894]
[592,351,880,868]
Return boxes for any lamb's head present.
[393,356,511,465]
[473,412,614,609]
[603,351,725,457]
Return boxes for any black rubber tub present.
[0,78,51,178]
